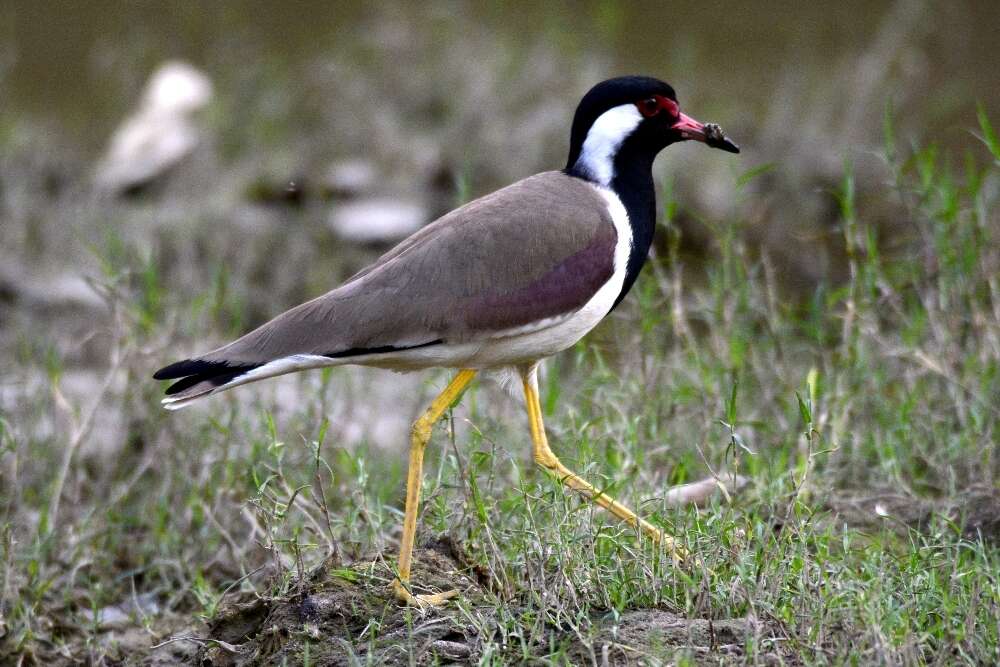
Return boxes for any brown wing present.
[159,171,616,373]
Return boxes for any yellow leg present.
[520,366,687,563]
[393,368,477,606]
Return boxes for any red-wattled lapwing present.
[154,76,739,606]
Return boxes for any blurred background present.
[1,1,999,662]
[2,0,997,433]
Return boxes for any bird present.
[154,75,739,606]
[96,61,213,194]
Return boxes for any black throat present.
[566,132,659,311]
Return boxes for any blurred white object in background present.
[322,159,378,199]
[95,60,213,193]
[328,197,427,244]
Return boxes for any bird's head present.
[565,76,739,186]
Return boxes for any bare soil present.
[827,485,1000,543]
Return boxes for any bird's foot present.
[661,537,708,572]
[667,545,689,565]
[392,580,458,608]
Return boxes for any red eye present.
[638,97,660,117]
[636,95,680,119]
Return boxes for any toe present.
[415,589,459,607]
[393,581,459,607]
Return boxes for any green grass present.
[2,112,999,664]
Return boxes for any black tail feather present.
[154,359,261,395]
[154,359,206,380]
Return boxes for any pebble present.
[328,197,427,243]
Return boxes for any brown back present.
[203,171,617,365]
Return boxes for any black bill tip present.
[704,123,740,154]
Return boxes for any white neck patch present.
[573,103,642,187]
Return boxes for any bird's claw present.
[392,581,459,608]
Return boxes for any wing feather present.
[156,171,617,382]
